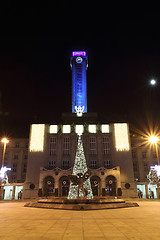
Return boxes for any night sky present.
[0,4,160,137]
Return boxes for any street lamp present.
[1,138,9,168]
[148,135,159,165]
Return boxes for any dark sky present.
[0,4,160,137]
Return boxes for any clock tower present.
[70,51,88,115]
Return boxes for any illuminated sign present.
[29,124,45,152]
[72,51,86,57]
[114,123,130,151]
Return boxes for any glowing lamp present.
[88,125,96,133]
[62,125,71,134]
[75,125,84,135]
[101,124,109,133]
[1,138,9,144]
[149,136,159,144]
[50,125,58,134]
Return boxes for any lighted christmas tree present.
[68,135,93,199]
[147,165,160,185]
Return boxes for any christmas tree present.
[147,165,160,185]
[68,135,93,199]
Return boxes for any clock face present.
[76,57,83,63]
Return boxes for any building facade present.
[23,122,137,198]
[131,134,160,198]
[0,138,28,200]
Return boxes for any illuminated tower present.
[70,51,88,114]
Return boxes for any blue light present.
[71,51,88,113]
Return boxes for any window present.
[49,137,57,156]
[48,160,55,169]
[11,175,16,183]
[144,162,148,171]
[23,163,27,173]
[132,151,136,158]
[63,137,70,155]
[104,159,111,168]
[90,160,97,169]
[13,154,18,160]
[89,137,96,154]
[15,143,19,148]
[142,152,147,158]
[62,160,70,169]
[103,137,110,155]
[12,163,17,172]
[133,162,138,172]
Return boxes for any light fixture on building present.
[62,125,71,134]
[101,124,109,133]
[50,125,58,134]
[114,123,130,151]
[29,124,45,152]
[88,125,96,133]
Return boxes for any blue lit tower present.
[70,51,88,114]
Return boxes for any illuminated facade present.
[70,51,88,113]
[23,51,137,199]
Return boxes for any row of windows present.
[132,151,157,159]
[2,152,28,160]
[6,163,27,173]
[133,161,157,172]
[48,159,111,169]
[49,137,111,156]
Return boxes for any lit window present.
[101,124,109,133]
[50,125,58,134]
[29,124,45,152]
[75,125,84,135]
[62,125,71,133]
[114,123,130,151]
[88,125,96,133]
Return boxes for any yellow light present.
[1,138,9,144]
[29,124,45,152]
[50,125,58,134]
[149,136,159,144]
[75,125,84,135]
[88,125,96,133]
[114,123,130,151]
[101,124,109,133]
[62,125,71,133]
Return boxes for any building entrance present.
[59,176,69,197]
[91,176,101,196]
[105,175,116,196]
[44,176,55,196]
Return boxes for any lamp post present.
[149,135,159,165]
[1,138,9,169]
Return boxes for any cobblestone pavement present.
[0,199,160,240]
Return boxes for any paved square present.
[0,200,160,239]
